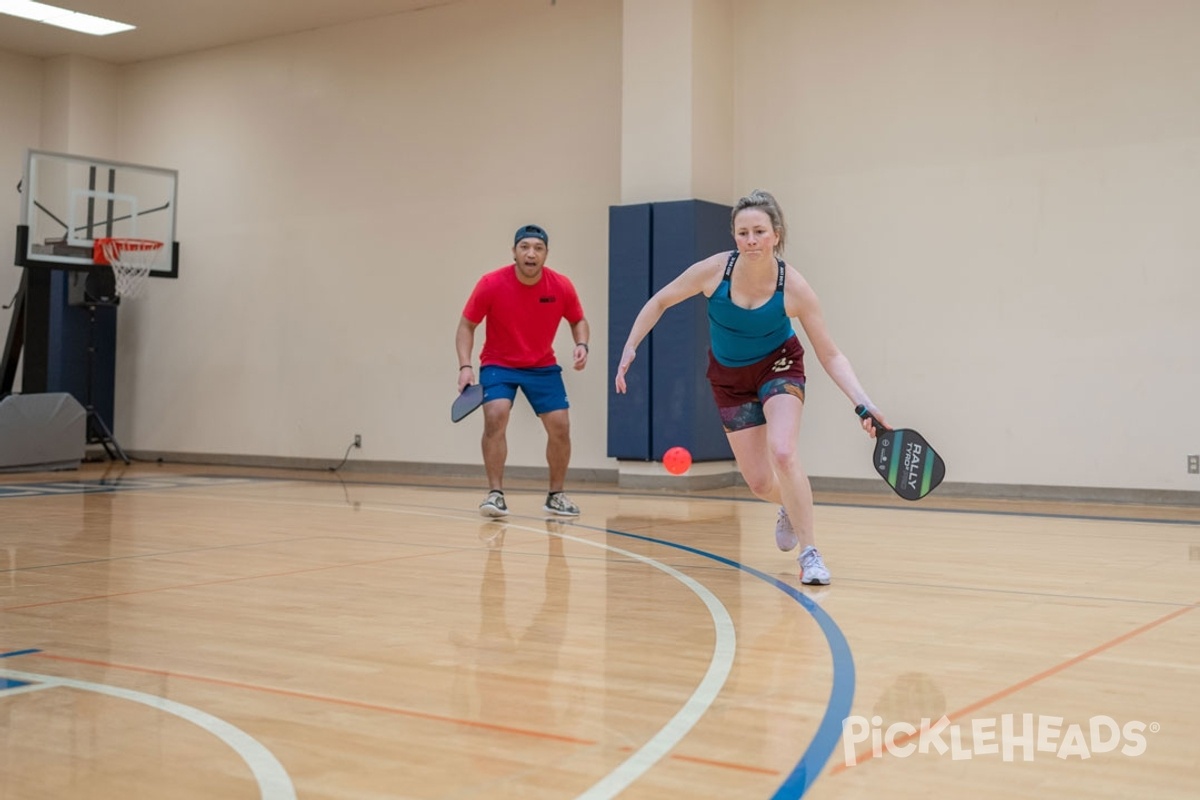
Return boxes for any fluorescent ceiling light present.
[0,0,135,36]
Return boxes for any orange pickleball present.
[662,446,692,475]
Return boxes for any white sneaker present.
[479,490,509,517]
[775,507,798,551]
[543,491,580,517]
[798,545,831,585]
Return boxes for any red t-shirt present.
[462,265,585,368]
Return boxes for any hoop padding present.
[94,238,164,299]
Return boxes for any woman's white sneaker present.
[798,545,831,585]
[775,507,798,551]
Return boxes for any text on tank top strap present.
[723,251,738,280]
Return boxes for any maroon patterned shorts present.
[706,336,806,432]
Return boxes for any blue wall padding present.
[607,199,734,463]
[649,200,734,462]
[606,203,653,459]
[55,273,117,433]
[21,270,117,433]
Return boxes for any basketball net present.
[95,238,164,299]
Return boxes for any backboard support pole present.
[1,268,27,397]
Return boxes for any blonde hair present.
[731,189,787,254]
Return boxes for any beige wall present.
[0,50,43,356]
[620,0,734,205]
[2,0,1198,494]
[735,0,1200,492]
[40,56,119,156]
[111,0,622,469]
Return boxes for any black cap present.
[514,224,548,246]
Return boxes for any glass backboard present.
[18,149,178,276]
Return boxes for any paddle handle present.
[854,404,886,436]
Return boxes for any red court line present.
[29,652,595,746]
[4,516,794,778]
[25,652,784,776]
[832,601,1198,774]
[0,549,452,612]
[636,750,781,776]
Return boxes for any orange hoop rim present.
[97,237,164,251]
[94,237,165,266]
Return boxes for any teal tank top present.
[707,252,794,367]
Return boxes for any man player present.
[456,224,590,517]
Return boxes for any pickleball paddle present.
[855,405,946,501]
[451,383,484,423]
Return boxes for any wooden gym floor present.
[1,462,1197,799]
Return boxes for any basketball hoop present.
[93,238,164,299]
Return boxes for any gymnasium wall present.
[0,50,43,367]
[111,0,622,471]
[2,0,1198,497]
[735,0,1200,494]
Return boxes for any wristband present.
[459,365,472,370]
[575,342,589,352]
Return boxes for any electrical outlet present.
[354,434,362,449]
[1189,454,1199,475]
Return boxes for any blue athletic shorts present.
[479,365,570,415]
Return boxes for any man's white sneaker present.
[479,490,509,517]
[543,491,580,517]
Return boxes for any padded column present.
[606,203,652,459]
[607,198,734,463]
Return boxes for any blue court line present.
[4,500,848,797]
[384,507,1189,612]
[0,649,41,659]
[0,649,37,691]
[581,523,854,800]
[3,472,1189,793]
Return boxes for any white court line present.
[344,505,739,800]
[552,529,737,799]
[58,488,738,799]
[0,667,296,800]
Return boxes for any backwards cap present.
[514,224,548,246]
